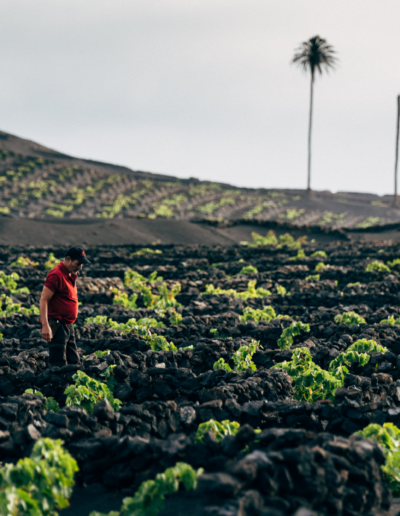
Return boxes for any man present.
[40,246,90,367]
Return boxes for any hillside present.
[0,130,399,229]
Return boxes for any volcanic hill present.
[0,130,398,230]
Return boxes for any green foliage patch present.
[310,250,327,258]
[274,339,388,403]
[213,340,259,372]
[237,265,258,275]
[45,253,60,270]
[64,370,122,413]
[115,270,182,311]
[277,321,310,350]
[0,294,39,317]
[204,280,271,299]
[131,248,163,256]
[315,262,329,272]
[380,316,400,325]
[0,438,78,516]
[289,249,306,261]
[334,311,366,325]
[0,271,30,295]
[24,389,60,412]
[356,423,400,496]
[239,306,278,324]
[10,256,38,268]
[91,462,203,516]
[365,261,391,273]
[240,230,305,249]
[273,347,341,403]
[195,420,240,443]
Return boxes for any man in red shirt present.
[40,246,90,367]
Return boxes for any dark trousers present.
[48,318,80,367]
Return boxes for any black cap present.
[65,246,91,264]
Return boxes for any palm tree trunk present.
[394,95,400,207]
[307,71,314,194]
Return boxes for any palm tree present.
[291,36,337,194]
[393,95,400,207]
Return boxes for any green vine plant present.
[239,306,281,324]
[329,339,388,382]
[84,316,176,352]
[148,335,177,352]
[90,462,203,516]
[0,294,39,317]
[204,280,271,299]
[273,347,341,403]
[328,350,371,383]
[380,316,400,325]
[356,423,400,496]
[277,322,310,350]
[94,349,111,358]
[195,420,240,443]
[213,340,260,372]
[112,270,182,311]
[169,309,183,326]
[334,311,366,325]
[310,250,327,258]
[0,438,78,515]
[45,253,60,270]
[289,249,306,261]
[64,370,122,413]
[273,339,388,403]
[240,230,306,249]
[365,261,391,273]
[236,265,258,275]
[306,274,320,282]
[85,316,165,333]
[111,289,138,310]
[276,285,288,296]
[0,271,30,295]
[24,389,60,412]
[131,248,163,256]
[315,262,329,272]
[9,256,38,268]
[124,269,162,288]
[346,339,388,354]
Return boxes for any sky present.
[0,0,399,195]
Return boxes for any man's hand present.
[42,323,53,342]
[40,287,54,342]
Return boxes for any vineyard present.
[0,131,398,230]
[1,234,400,514]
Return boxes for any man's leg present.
[66,325,80,365]
[49,321,69,367]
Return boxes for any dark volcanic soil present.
[1,241,400,515]
[0,218,349,246]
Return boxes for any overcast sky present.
[1,1,399,195]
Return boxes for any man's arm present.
[40,286,54,342]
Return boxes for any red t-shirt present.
[44,262,78,325]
